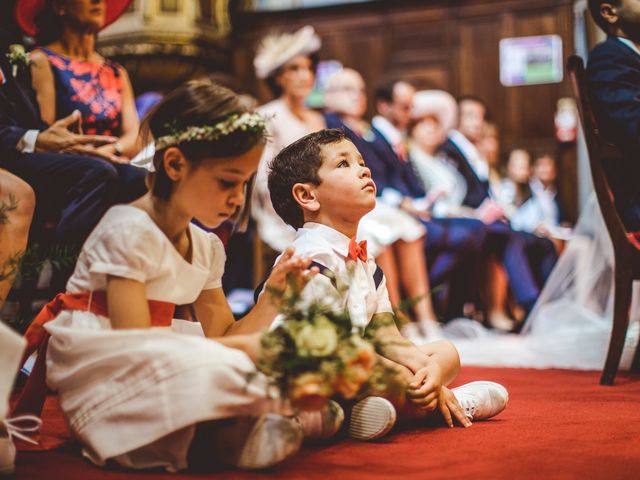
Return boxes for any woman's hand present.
[264,247,319,294]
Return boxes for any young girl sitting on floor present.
[16,79,317,472]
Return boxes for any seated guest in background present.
[586,0,640,231]
[477,121,503,196]
[23,0,141,160]
[252,25,325,253]
[361,77,488,325]
[0,170,34,307]
[409,89,470,219]
[322,69,441,338]
[498,149,533,218]
[0,41,144,246]
[409,93,512,331]
[439,96,557,325]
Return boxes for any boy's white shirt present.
[270,222,393,330]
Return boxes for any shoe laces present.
[2,415,42,445]
[457,395,478,419]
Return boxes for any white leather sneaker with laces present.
[348,396,397,441]
[452,381,509,421]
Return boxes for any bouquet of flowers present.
[257,269,399,411]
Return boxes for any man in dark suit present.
[586,0,640,231]
[0,41,146,245]
[438,96,558,313]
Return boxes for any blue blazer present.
[438,138,490,209]
[0,50,44,159]
[586,36,640,230]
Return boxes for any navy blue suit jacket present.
[586,36,640,230]
[0,52,44,159]
[438,138,490,209]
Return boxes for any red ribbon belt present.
[13,292,175,417]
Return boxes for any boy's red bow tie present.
[347,237,368,262]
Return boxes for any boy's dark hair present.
[268,128,348,228]
[588,0,620,33]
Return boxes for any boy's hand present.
[406,361,443,412]
[265,247,318,293]
[438,386,472,428]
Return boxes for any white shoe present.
[296,400,345,440]
[488,312,515,332]
[452,381,509,421]
[417,319,445,340]
[0,415,42,475]
[348,397,397,441]
[233,414,303,470]
[400,322,425,343]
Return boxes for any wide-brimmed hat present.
[412,90,458,133]
[254,25,321,80]
[15,0,132,37]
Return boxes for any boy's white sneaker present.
[452,381,509,421]
[348,396,397,441]
[296,400,345,440]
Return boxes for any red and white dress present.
[23,206,273,471]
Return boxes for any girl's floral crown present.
[154,112,269,150]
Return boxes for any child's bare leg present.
[417,340,460,387]
[375,245,403,315]
[394,238,437,321]
[486,258,514,331]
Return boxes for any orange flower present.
[289,372,332,411]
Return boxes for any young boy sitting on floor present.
[266,128,508,440]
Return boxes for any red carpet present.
[14,367,640,479]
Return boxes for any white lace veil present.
[444,194,640,370]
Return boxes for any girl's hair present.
[140,79,267,229]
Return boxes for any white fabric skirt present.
[358,202,426,257]
[44,312,273,471]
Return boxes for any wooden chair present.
[567,55,640,385]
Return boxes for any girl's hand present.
[406,361,443,411]
[438,386,472,428]
[264,247,319,293]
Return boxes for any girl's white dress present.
[44,205,272,471]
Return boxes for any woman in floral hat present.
[252,26,326,252]
[17,0,140,162]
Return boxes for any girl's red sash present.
[12,292,175,417]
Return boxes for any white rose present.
[295,316,338,357]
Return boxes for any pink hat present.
[16,0,132,37]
